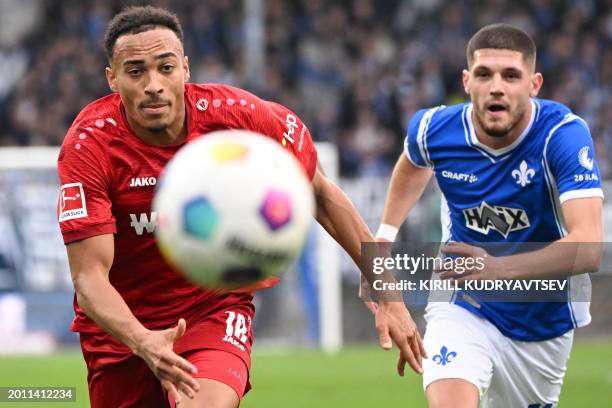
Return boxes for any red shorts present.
[80,295,254,408]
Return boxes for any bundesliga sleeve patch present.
[59,182,88,221]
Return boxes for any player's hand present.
[435,242,503,282]
[132,318,199,404]
[359,274,378,315]
[375,301,427,376]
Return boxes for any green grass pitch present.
[0,341,610,407]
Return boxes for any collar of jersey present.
[464,99,536,161]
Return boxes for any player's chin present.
[147,124,170,133]
[144,119,170,133]
[138,113,169,127]
[482,122,511,138]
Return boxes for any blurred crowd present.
[0,0,610,177]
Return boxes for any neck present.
[127,101,187,146]
[472,100,532,150]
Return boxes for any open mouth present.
[487,103,507,113]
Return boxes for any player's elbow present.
[582,242,603,274]
[569,240,603,274]
[71,272,89,298]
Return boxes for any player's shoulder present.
[63,93,123,145]
[533,98,591,150]
[533,98,586,131]
[186,83,262,108]
[59,93,123,163]
[407,103,466,138]
[185,83,266,122]
[185,83,294,131]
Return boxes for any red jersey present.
[57,83,317,335]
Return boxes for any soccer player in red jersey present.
[57,6,425,408]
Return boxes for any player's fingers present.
[165,376,197,399]
[159,362,200,394]
[162,380,181,405]
[171,318,187,341]
[454,274,477,284]
[375,321,392,350]
[397,355,406,377]
[441,242,472,257]
[416,330,428,358]
[364,301,378,315]
[178,381,196,399]
[400,341,423,374]
[409,333,422,367]
[439,271,459,280]
[161,351,198,375]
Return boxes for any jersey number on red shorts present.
[224,311,250,345]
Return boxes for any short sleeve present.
[57,127,116,244]
[404,108,436,168]
[545,115,604,204]
[249,100,318,181]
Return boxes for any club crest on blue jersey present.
[511,160,536,187]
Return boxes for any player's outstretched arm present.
[380,154,433,232]
[66,234,200,404]
[311,161,427,375]
[376,154,433,376]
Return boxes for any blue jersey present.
[404,99,603,341]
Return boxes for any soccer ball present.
[153,129,314,289]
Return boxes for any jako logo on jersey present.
[578,146,594,171]
[511,160,535,187]
[129,177,157,187]
[463,202,530,238]
[441,170,478,183]
[58,183,88,221]
[130,212,157,235]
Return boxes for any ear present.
[183,55,190,82]
[530,72,543,97]
[462,69,470,94]
[105,66,118,93]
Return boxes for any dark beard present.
[147,124,169,133]
[476,107,525,138]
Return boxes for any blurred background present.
[0,0,610,407]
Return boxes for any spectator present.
[0,0,610,177]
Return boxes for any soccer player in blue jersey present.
[376,24,603,407]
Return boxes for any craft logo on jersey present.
[58,183,87,221]
[463,201,530,238]
[511,160,535,187]
[441,170,478,183]
[578,146,594,170]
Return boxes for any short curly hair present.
[104,6,184,61]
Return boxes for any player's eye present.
[127,68,142,77]
[476,72,490,78]
[161,64,174,73]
